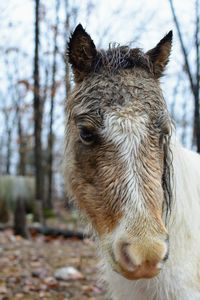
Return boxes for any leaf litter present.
[0,230,108,300]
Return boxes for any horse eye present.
[79,127,96,145]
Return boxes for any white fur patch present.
[103,110,148,152]
[102,110,149,218]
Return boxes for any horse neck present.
[168,137,200,251]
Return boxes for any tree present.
[64,0,72,98]
[168,0,200,152]
[33,0,44,222]
[46,0,60,208]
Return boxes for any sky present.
[1,1,195,48]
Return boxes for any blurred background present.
[0,0,199,299]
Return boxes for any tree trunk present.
[18,115,26,175]
[64,0,71,98]
[6,127,11,174]
[194,0,200,152]
[33,0,44,223]
[46,0,60,209]
[14,198,29,239]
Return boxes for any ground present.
[0,229,107,300]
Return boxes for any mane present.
[94,44,153,74]
[162,133,173,222]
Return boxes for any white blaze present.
[102,110,149,218]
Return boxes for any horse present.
[64,24,200,300]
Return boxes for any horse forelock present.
[94,45,153,75]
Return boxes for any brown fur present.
[65,25,173,277]
[65,69,171,236]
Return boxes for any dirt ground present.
[0,230,108,300]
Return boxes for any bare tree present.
[63,0,75,98]
[33,0,44,222]
[168,0,200,152]
[3,108,12,174]
[16,99,26,176]
[14,63,27,176]
[2,49,18,175]
[195,0,200,150]
[46,0,60,208]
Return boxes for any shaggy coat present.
[65,24,200,300]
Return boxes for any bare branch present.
[168,0,195,95]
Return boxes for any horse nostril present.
[162,237,169,262]
[120,243,137,271]
[162,249,169,262]
[114,242,138,272]
[114,238,169,278]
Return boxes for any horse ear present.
[146,31,173,78]
[68,24,97,83]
